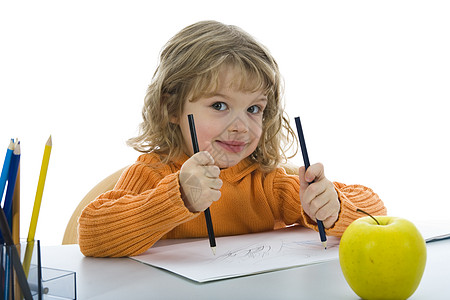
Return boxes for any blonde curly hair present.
[127,20,297,172]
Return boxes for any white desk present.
[41,239,450,300]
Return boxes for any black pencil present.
[294,116,327,249]
[0,207,33,299]
[187,114,217,255]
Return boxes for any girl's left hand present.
[299,163,340,229]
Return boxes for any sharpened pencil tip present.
[13,142,21,155]
[322,241,327,249]
[47,135,52,146]
[211,247,216,255]
[8,139,15,150]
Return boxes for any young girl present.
[78,20,386,257]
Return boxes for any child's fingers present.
[304,163,325,183]
[302,180,328,208]
[209,189,221,202]
[299,163,340,228]
[306,189,328,216]
[207,178,223,190]
[190,151,215,166]
[322,214,339,229]
[301,180,339,223]
[203,165,220,178]
[184,186,221,212]
[314,195,340,220]
[197,190,221,211]
[298,166,308,195]
[299,163,325,196]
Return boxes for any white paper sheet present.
[131,226,340,282]
[130,219,450,282]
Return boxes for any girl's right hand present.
[179,151,222,212]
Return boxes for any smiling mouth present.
[216,140,246,153]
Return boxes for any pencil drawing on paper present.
[213,242,279,264]
[212,238,339,264]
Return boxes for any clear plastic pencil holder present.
[1,240,76,300]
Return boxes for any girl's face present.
[178,66,267,168]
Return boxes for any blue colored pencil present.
[0,140,14,206]
[2,141,20,300]
[3,142,20,229]
[294,116,328,249]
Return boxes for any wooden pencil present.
[2,141,21,299]
[12,163,20,245]
[187,114,217,255]
[294,117,328,249]
[27,135,52,242]
[23,135,52,276]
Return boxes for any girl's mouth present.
[216,140,246,153]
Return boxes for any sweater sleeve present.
[325,182,387,236]
[78,161,199,257]
[272,168,387,237]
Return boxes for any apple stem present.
[356,209,380,225]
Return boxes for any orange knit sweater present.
[78,153,386,257]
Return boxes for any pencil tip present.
[47,135,52,146]
[322,241,327,249]
[13,142,21,154]
[211,247,216,255]
[8,142,14,150]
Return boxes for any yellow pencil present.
[23,135,52,276]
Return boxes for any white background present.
[1,1,449,246]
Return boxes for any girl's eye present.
[247,105,262,114]
[212,102,227,111]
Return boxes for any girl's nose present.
[227,116,249,133]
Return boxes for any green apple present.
[339,215,427,300]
